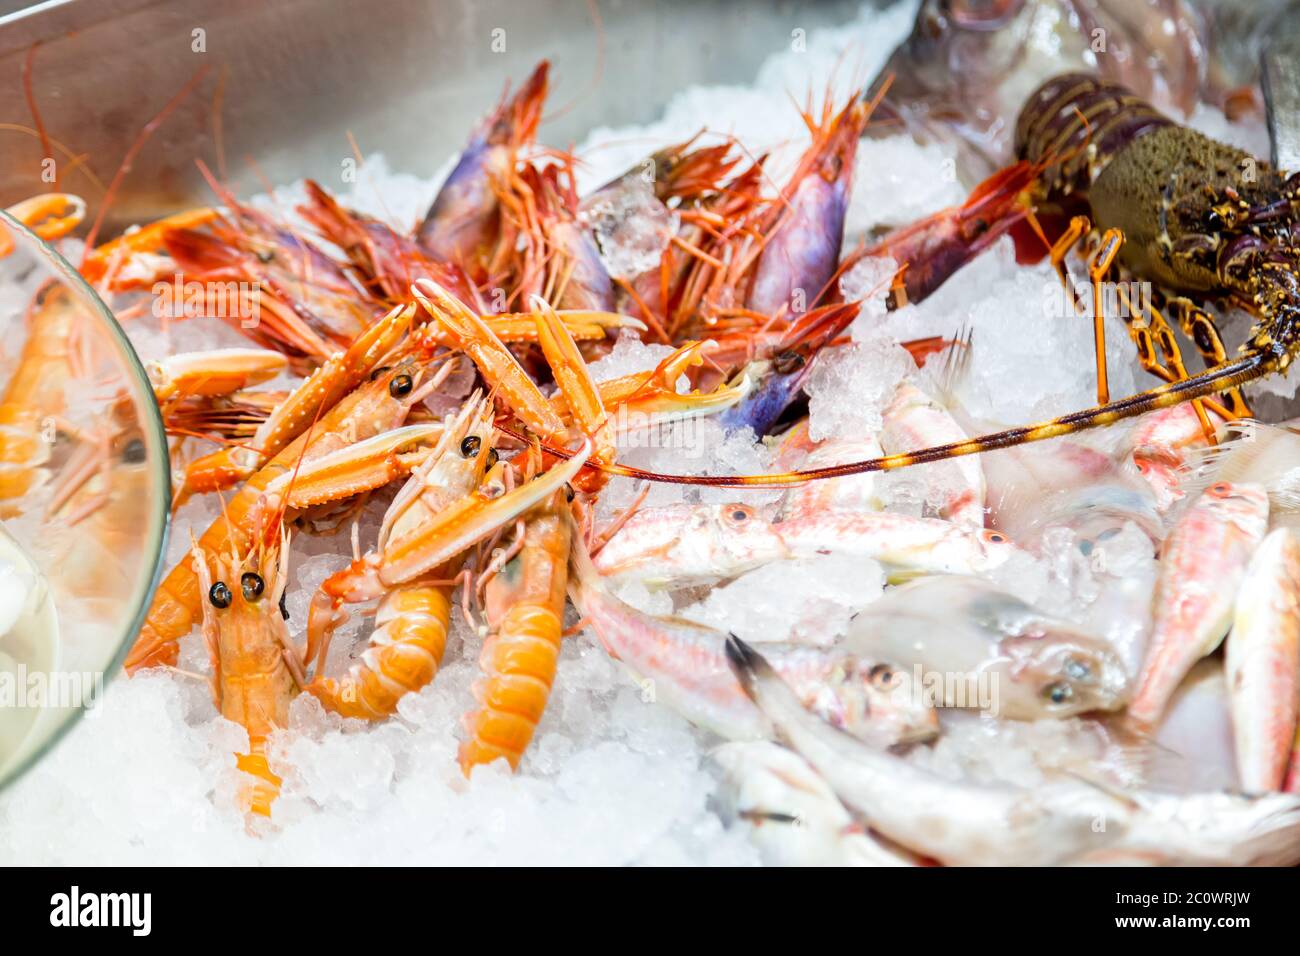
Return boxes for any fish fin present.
[724,633,776,700]
[1181,419,1300,519]
[1182,418,1289,488]
[928,322,974,407]
[737,809,802,826]
[1179,419,1261,491]
[1055,768,1144,812]
[565,514,609,601]
[1096,715,1238,794]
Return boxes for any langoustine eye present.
[241,572,266,602]
[389,373,414,398]
[208,581,233,609]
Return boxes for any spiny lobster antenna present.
[507,347,1278,488]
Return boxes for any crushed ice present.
[0,0,1271,865]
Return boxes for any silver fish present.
[724,636,1128,865]
[712,741,919,866]
[844,575,1129,719]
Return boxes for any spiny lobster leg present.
[1046,214,1089,313]
[1045,220,1222,439]
[1112,285,1224,443]
[1168,298,1253,420]
[1043,217,1128,407]
[1056,224,1221,442]
[1086,228,1123,405]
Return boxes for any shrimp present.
[295,402,492,716]
[587,137,741,209]
[301,405,589,721]
[192,522,299,819]
[0,283,82,512]
[480,146,615,314]
[714,303,862,437]
[147,349,289,404]
[745,96,868,319]
[414,282,619,492]
[127,356,445,673]
[177,302,412,498]
[297,179,485,312]
[160,220,360,360]
[79,207,218,288]
[0,193,86,257]
[557,339,751,442]
[417,61,549,272]
[41,417,155,609]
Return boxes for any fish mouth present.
[1002,630,1128,715]
[895,711,942,746]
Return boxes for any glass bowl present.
[0,210,170,792]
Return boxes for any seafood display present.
[5,0,1300,868]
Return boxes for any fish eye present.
[369,365,392,381]
[241,572,266,602]
[867,663,898,689]
[121,438,146,463]
[1043,681,1074,705]
[389,373,414,398]
[1063,658,1091,681]
[564,482,576,502]
[1209,481,1231,496]
[484,448,500,470]
[208,581,233,609]
[460,435,482,458]
[726,506,752,523]
[279,590,290,620]
[983,530,1008,544]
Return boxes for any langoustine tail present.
[306,581,452,720]
[459,497,570,774]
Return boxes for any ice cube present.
[580,179,679,279]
